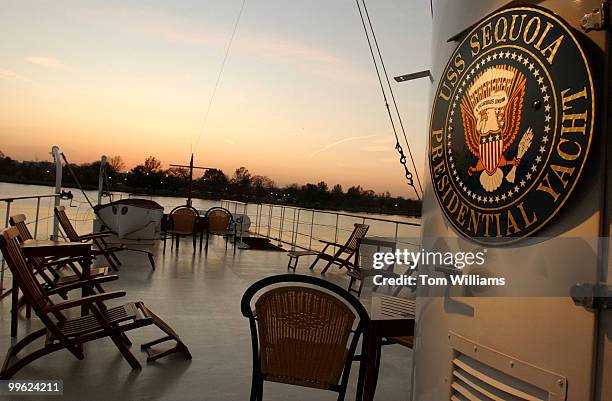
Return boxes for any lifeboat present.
[94,199,164,242]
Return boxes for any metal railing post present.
[334,214,339,253]
[34,197,41,239]
[1,200,12,293]
[291,208,296,250]
[255,204,260,235]
[278,206,285,246]
[394,222,399,245]
[334,214,339,244]
[295,209,301,249]
[267,205,272,238]
[309,210,315,250]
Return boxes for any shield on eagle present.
[479,134,503,175]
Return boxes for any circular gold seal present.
[429,6,595,244]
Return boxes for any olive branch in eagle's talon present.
[506,127,534,183]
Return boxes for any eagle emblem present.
[460,65,530,192]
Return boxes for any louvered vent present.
[448,332,567,401]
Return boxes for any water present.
[0,182,421,250]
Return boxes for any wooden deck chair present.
[287,224,369,274]
[10,214,109,296]
[203,207,235,253]
[241,274,369,401]
[0,227,191,379]
[8,214,114,336]
[55,206,155,270]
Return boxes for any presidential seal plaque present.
[429,6,594,243]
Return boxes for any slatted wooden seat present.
[0,227,191,379]
[55,206,155,270]
[53,303,141,339]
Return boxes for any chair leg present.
[147,252,156,270]
[348,276,356,293]
[176,235,180,250]
[110,251,122,267]
[163,233,167,253]
[0,328,69,379]
[320,259,336,274]
[205,231,210,253]
[249,376,258,401]
[308,255,322,270]
[192,233,196,253]
[258,379,263,401]
[120,332,132,346]
[357,277,365,297]
[109,333,141,370]
[102,238,123,267]
[287,256,298,271]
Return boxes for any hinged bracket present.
[581,3,609,32]
[570,283,612,311]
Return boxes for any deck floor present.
[0,237,413,401]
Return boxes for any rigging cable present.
[355,0,423,200]
[60,153,94,209]
[193,0,248,151]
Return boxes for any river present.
[0,182,421,250]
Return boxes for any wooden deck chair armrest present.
[45,290,126,312]
[318,239,343,247]
[78,232,112,240]
[42,255,91,268]
[45,275,119,296]
[318,239,348,251]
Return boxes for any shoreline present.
[0,178,422,219]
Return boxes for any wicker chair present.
[203,207,235,253]
[0,226,191,379]
[241,274,369,401]
[163,205,199,252]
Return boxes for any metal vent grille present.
[448,332,567,401]
[451,354,547,400]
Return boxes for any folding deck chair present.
[55,206,155,270]
[0,227,191,379]
[287,223,369,274]
[10,214,109,293]
[8,214,116,336]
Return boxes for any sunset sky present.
[0,0,431,198]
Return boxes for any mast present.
[170,154,213,206]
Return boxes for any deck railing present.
[0,194,59,295]
[220,199,421,252]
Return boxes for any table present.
[357,296,416,401]
[13,240,93,337]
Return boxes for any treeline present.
[0,152,421,216]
